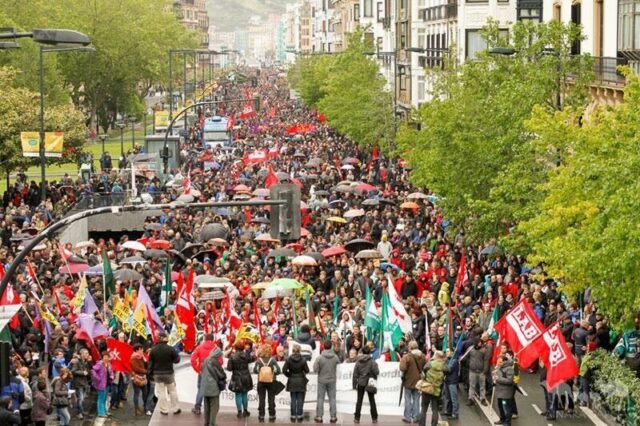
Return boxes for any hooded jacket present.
[201,349,226,397]
[400,349,426,389]
[313,349,339,384]
[494,359,516,400]
[283,352,310,392]
[352,354,379,389]
[191,340,217,374]
[227,350,253,392]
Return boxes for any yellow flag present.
[236,323,259,344]
[71,276,88,309]
[132,304,147,339]
[38,303,59,327]
[113,297,131,326]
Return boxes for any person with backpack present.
[283,343,310,423]
[253,343,281,422]
[400,340,426,423]
[51,368,71,426]
[419,350,449,426]
[130,344,149,416]
[352,345,379,424]
[190,333,217,416]
[201,346,226,426]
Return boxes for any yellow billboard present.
[155,110,170,128]
[21,132,64,158]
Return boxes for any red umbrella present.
[300,227,311,237]
[234,184,251,193]
[58,263,90,275]
[355,183,377,192]
[285,243,304,253]
[151,240,171,250]
[322,246,346,257]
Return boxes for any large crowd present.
[0,67,630,426]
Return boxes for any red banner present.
[494,299,545,368]
[106,338,134,373]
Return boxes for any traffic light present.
[270,184,301,241]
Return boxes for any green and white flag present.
[160,261,172,309]
[381,292,404,354]
[487,306,499,340]
[364,293,380,330]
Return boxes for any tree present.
[397,20,593,243]
[517,72,640,329]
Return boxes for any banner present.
[21,132,64,157]
[155,111,170,128]
[175,359,404,416]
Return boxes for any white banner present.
[174,358,404,415]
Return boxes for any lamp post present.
[98,134,108,157]
[39,45,94,202]
[129,117,137,149]
[116,120,126,157]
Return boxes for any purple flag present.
[81,289,99,315]
[76,313,108,342]
[135,281,163,327]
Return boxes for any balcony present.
[593,56,628,86]
[421,3,457,21]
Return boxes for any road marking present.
[532,404,542,415]
[474,395,501,424]
[580,406,609,426]
[519,386,528,396]
[548,423,554,426]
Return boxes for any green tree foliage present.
[398,20,593,243]
[0,0,198,132]
[517,72,640,329]
[289,28,394,148]
[0,67,87,177]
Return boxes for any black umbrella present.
[113,269,143,282]
[199,223,229,241]
[168,249,187,263]
[314,190,329,196]
[191,249,218,262]
[251,217,270,224]
[306,252,325,262]
[143,249,168,260]
[181,243,203,257]
[345,238,375,253]
[68,255,88,264]
[120,256,147,265]
[362,199,379,207]
[378,198,396,206]
[267,248,297,258]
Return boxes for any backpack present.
[258,358,274,383]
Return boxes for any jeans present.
[468,371,486,401]
[290,391,305,419]
[203,396,220,426]
[195,373,204,410]
[234,391,248,412]
[133,384,149,411]
[419,393,439,426]
[154,374,179,414]
[97,388,108,416]
[354,386,378,421]
[404,387,421,421]
[145,381,156,412]
[75,385,88,414]
[543,386,556,418]
[316,381,337,419]
[498,398,513,426]
[578,375,590,405]
[56,406,71,425]
[257,382,276,418]
[110,376,127,408]
[446,384,459,417]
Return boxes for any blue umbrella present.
[84,265,104,276]
[380,262,401,271]
[216,208,231,217]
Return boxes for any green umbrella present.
[269,278,303,290]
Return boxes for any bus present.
[203,116,232,149]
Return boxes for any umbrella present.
[322,246,346,257]
[251,217,270,224]
[267,248,296,258]
[113,269,143,282]
[379,198,396,206]
[181,243,203,257]
[342,157,360,165]
[68,255,88,264]
[292,255,317,267]
[233,193,251,200]
[400,201,420,210]
[333,185,354,193]
[306,252,325,262]
[305,173,319,180]
[252,282,271,290]
[340,164,354,170]
[120,256,147,265]
[362,199,379,207]
[276,172,289,180]
[381,262,401,271]
[74,241,95,249]
[262,286,293,299]
[253,188,270,197]
[233,184,251,192]
[122,241,146,252]
[145,223,163,231]
[300,227,311,237]
[19,241,47,251]
[407,192,428,200]
[329,199,347,207]
[194,275,231,285]
[199,290,225,301]
[191,249,217,262]
[23,227,39,236]
[337,180,354,186]
[355,249,382,260]
[58,263,89,275]
[285,243,304,253]
[355,183,378,192]
[150,240,171,250]
[326,216,347,224]
[314,190,329,197]
[85,264,106,276]
[255,234,281,243]
[200,223,229,241]
[269,278,303,289]
[10,234,30,242]
[177,194,194,203]
[345,239,375,252]
[236,176,251,183]
[480,245,500,255]
[168,249,187,263]
[216,207,232,217]
[343,209,365,219]
[208,238,229,247]
[143,249,168,260]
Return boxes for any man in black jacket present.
[149,332,181,415]
[0,395,20,425]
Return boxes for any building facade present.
[174,0,210,48]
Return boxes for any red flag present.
[58,244,71,261]
[244,207,252,224]
[454,251,469,307]
[265,165,279,189]
[226,114,235,131]
[537,323,579,390]
[0,283,17,305]
[75,328,100,361]
[242,150,268,165]
[186,270,195,305]
[272,297,279,324]
[240,103,255,120]
[175,272,184,299]
[176,286,196,352]
[290,177,303,189]
[494,299,545,368]
[52,288,64,314]
[106,337,134,373]
[268,107,277,119]
[317,113,326,123]
[183,168,192,195]
[253,297,264,343]
[145,305,158,344]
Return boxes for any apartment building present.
[174,0,210,48]
[311,0,335,53]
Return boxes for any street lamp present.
[0,28,91,46]
[98,134,108,156]
[116,120,126,157]
[128,117,137,149]
[39,45,94,202]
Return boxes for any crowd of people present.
[0,67,626,426]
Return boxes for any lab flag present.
[536,323,579,390]
[494,299,545,368]
[112,297,131,332]
[106,338,134,374]
[132,304,147,339]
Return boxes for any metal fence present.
[593,56,628,86]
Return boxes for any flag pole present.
[102,249,107,312]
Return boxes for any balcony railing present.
[593,56,628,86]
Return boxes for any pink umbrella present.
[355,183,377,192]
[300,227,311,237]
[343,209,365,219]
[322,246,346,257]
[253,188,270,197]
[58,263,90,275]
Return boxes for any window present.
[417,75,426,101]
[399,66,407,90]
[466,29,509,59]
[377,36,383,52]
[418,28,426,50]
[553,3,561,21]
[354,4,360,20]
[377,2,384,21]
[571,3,581,54]
[364,0,373,17]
